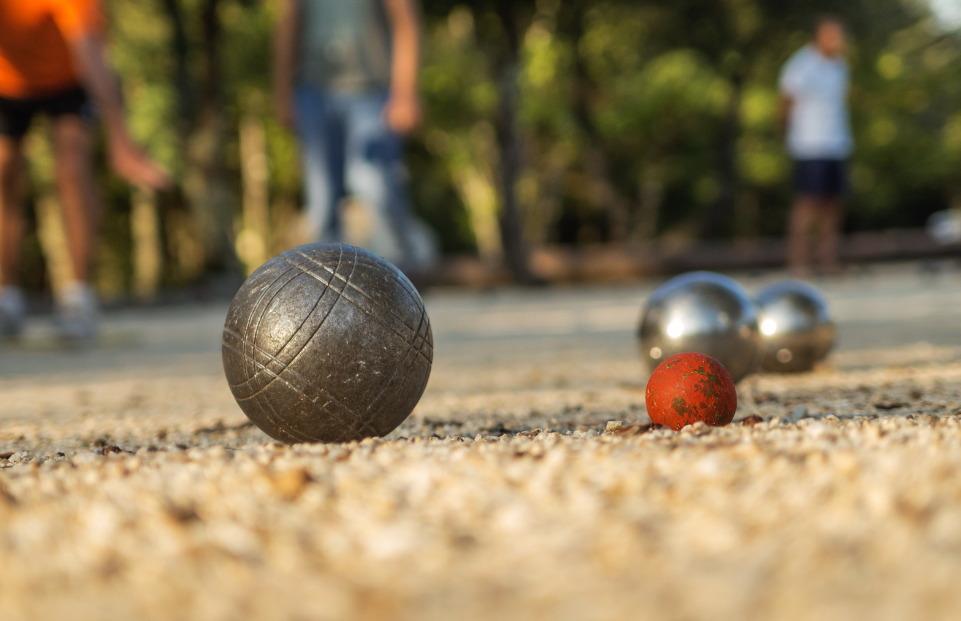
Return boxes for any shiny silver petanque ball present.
[755,279,835,373]
[222,243,433,443]
[638,271,760,383]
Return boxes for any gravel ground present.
[2,264,961,620]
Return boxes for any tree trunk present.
[158,0,236,278]
[184,0,237,274]
[238,114,270,274]
[566,4,631,242]
[157,0,204,283]
[35,193,72,295]
[158,0,193,125]
[632,165,664,242]
[492,4,537,284]
[131,187,163,301]
[581,146,631,241]
[701,74,743,239]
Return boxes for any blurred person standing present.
[274,0,430,274]
[0,0,169,340]
[778,16,852,276]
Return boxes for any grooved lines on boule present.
[284,249,434,363]
[232,263,307,441]
[225,316,429,441]
[234,246,347,442]
[362,309,432,418]
[233,248,346,393]
[223,331,378,442]
[274,249,433,366]
[228,248,374,442]
[222,243,434,444]
[272,253,433,365]
[291,246,422,306]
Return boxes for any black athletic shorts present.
[793,159,848,198]
[0,86,93,138]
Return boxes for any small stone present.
[874,400,907,411]
[72,452,99,465]
[606,421,625,433]
[790,407,809,422]
[680,421,708,435]
[271,468,311,500]
[740,415,764,427]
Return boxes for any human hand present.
[109,135,171,190]
[383,92,422,135]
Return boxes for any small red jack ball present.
[645,352,737,431]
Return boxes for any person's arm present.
[777,94,792,139]
[274,0,299,130]
[382,0,422,134]
[70,36,169,189]
[777,53,802,142]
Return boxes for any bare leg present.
[816,196,843,273]
[52,115,101,283]
[788,195,817,276]
[0,135,26,286]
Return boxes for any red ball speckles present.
[645,352,737,431]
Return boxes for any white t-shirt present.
[778,45,853,160]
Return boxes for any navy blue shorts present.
[0,87,93,138]
[793,159,848,197]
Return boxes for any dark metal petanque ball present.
[222,243,433,443]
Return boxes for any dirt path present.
[2,263,961,620]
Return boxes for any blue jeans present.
[295,85,415,266]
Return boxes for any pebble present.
[790,406,809,421]
[71,452,99,465]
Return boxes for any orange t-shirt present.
[0,0,104,99]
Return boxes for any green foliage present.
[18,0,961,293]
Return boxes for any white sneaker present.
[0,287,25,338]
[56,281,99,343]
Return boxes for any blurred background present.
[14,0,961,299]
